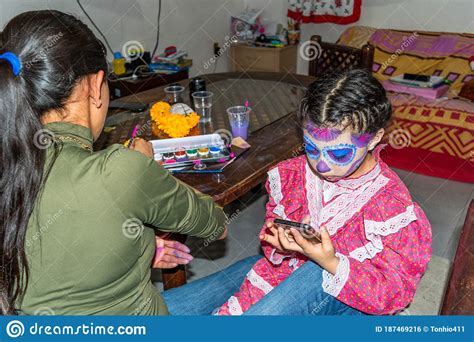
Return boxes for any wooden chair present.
[308,35,374,77]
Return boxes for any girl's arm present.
[259,167,297,264]
[322,204,432,315]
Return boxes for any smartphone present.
[274,219,321,243]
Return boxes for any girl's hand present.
[260,219,285,252]
[152,236,193,269]
[130,138,154,158]
[277,224,340,274]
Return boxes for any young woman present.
[0,10,229,315]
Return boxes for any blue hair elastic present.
[0,52,22,76]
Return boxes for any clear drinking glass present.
[227,106,251,141]
[165,85,185,104]
[192,91,214,123]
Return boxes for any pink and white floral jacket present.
[217,146,432,315]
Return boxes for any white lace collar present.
[305,156,390,235]
[332,162,381,189]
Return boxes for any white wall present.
[2,0,472,76]
[0,0,245,77]
[244,0,287,25]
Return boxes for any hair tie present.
[0,52,22,76]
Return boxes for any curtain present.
[288,0,362,24]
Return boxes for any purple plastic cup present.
[227,106,251,141]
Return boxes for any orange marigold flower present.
[150,101,200,138]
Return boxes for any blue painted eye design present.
[303,135,320,160]
[323,144,356,166]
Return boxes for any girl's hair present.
[299,69,392,134]
[0,10,107,314]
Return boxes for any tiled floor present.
[395,169,473,261]
[154,168,473,313]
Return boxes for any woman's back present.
[20,122,227,315]
[1,10,226,315]
[22,122,163,314]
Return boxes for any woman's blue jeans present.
[161,255,365,315]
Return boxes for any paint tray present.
[151,134,232,169]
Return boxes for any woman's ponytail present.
[0,54,45,314]
[0,10,107,314]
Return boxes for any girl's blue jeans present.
[161,255,365,315]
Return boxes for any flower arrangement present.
[150,101,200,138]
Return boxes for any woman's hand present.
[130,138,154,158]
[152,236,193,269]
[277,225,339,274]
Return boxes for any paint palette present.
[151,134,233,169]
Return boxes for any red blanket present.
[382,93,474,183]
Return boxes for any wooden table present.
[96,72,316,289]
[97,72,315,205]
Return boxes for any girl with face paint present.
[303,122,382,182]
[215,70,432,316]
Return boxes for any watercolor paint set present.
[151,134,233,169]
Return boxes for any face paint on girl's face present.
[316,160,331,173]
[304,135,333,173]
[303,125,373,181]
[304,135,321,160]
[351,133,374,148]
[342,153,367,177]
[322,144,356,166]
[306,122,341,142]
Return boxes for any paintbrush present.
[127,124,140,148]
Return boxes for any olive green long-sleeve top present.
[20,122,226,315]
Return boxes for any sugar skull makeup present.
[303,123,374,180]
[305,137,356,166]
[304,135,321,160]
[307,122,341,142]
[323,144,356,166]
[351,133,374,148]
